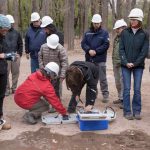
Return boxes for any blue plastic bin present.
[77,116,108,131]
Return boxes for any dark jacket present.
[70,61,99,105]
[119,27,149,68]
[25,24,46,59]
[81,27,110,63]
[0,35,9,74]
[46,24,64,46]
[5,28,23,56]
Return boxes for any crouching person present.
[66,61,99,113]
[14,62,67,124]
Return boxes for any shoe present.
[134,114,142,120]
[124,114,134,120]
[23,112,37,124]
[102,97,109,103]
[5,90,10,96]
[113,99,122,104]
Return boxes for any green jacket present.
[112,35,121,65]
[119,27,149,68]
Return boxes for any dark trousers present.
[0,73,7,118]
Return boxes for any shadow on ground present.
[0,127,150,150]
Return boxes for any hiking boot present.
[23,112,37,125]
[113,99,122,104]
[102,97,109,103]
[134,114,142,120]
[124,114,134,120]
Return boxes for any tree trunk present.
[101,0,108,29]
[13,0,19,29]
[32,0,38,12]
[0,0,7,14]
[116,0,122,19]
[147,2,150,34]
[131,0,137,9]
[109,0,116,24]
[64,0,74,50]
[123,0,131,22]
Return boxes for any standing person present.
[14,62,68,125]
[0,14,13,129]
[5,15,23,96]
[119,8,149,120]
[66,61,99,113]
[41,16,64,46]
[38,34,68,112]
[81,14,110,103]
[112,19,127,109]
[25,12,46,73]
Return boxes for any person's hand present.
[62,114,69,120]
[0,53,5,59]
[126,63,134,68]
[26,53,30,59]
[84,105,93,112]
[89,50,96,56]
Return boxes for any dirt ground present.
[0,49,150,150]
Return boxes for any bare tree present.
[0,0,7,14]
[109,0,117,24]
[131,0,137,9]
[116,0,123,19]
[101,0,109,29]
[64,0,74,50]
[123,0,131,22]
[32,0,38,12]
[12,0,19,29]
[78,0,90,38]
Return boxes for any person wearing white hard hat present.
[119,8,149,120]
[38,34,68,112]
[25,12,46,73]
[81,14,110,103]
[41,16,64,46]
[14,62,68,124]
[112,19,127,108]
[5,14,23,96]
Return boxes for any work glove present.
[4,52,17,61]
[62,114,69,120]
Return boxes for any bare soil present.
[0,48,150,150]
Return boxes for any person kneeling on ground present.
[14,62,68,124]
[66,61,99,113]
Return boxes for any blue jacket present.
[119,27,149,68]
[81,27,110,63]
[25,24,46,59]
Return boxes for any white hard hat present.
[128,8,143,21]
[44,62,59,76]
[92,14,102,23]
[6,15,15,23]
[41,16,53,28]
[31,12,40,22]
[47,34,59,49]
[113,19,127,29]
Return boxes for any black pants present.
[0,73,7,118]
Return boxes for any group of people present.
[0,7,149,127]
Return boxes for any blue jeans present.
[31,58,39,73]
[122,67,143,116]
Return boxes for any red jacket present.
[14,71,66,115]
